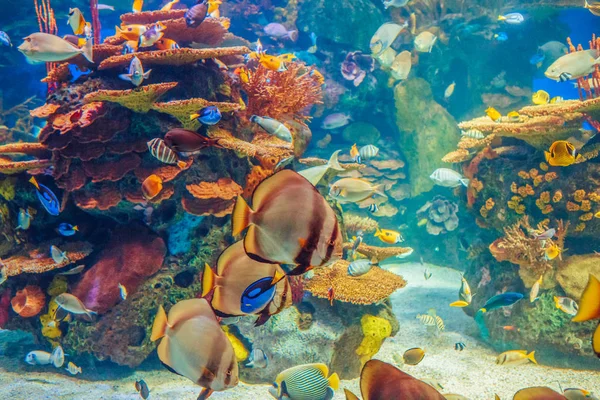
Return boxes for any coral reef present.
[11,286,45,318]
[355,314,392,365]
[416,195,459,235]
[3,241,92,277]
[182,178,243,217]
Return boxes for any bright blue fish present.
[191,105,222,125]
[68,64,91,83]
[57,223,79,236]
[529,50,545,66]
[0,31,11,47]
[581,120,598,132]
[29,176,60,216]
[241,277,276,314]
[494,32,508,42]
[479,292,523,313]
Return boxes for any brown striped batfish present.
[147,138,186,168]
[202,240,292,326]
[151,298,239,399]
[232,170,343,275]
[344,359,446,400]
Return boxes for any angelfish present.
[268,364,339,400]
[119,56,151,87]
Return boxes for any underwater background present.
[0,0,599,399]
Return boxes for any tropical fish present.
[402,348,425,365]
[29,177,60,216]
[0,31,12,47]
[494,32,508,42]
[530,275,543,302]
[507,111,520,121]
[545,243,563,260]
[142,174,163,200]
[329,178,386,203]
[322,113,352,129]
[155,38,180,50]
[207,0,222,17]
[276,53,296,64]
[461,129,484,139]
[485,107,502,122]
[444,82,456,99]
[135,379,150,399]
[513,387,567,400]
[264,23,298,41]
[50,245,69,264]
[454,342,466,351]
[132,0,143,12]
[479,292,523,313]
[25,346,64,368]
[152,298,238,398]
[359,145,379,160]
[417,312,444,331]
[390,50,412,80]
[367,204,379,214]
[161,0,180,11]
[374,228,404,244]
[147,138,186,168]
[496,350,537,366]
[532,90,550,105]
[498,13,525,24]
[308,32,318,53]
[347,258,377,277]
[449,300,469,307]
[83,22,92,40]
[119,56,151,87]
[459,275,472,303]
[0,263,7,286]
[563,388,597,400]
[395,248,414,259]
[350,233,363,259]
[571,274,600,357]
[532,228,555,240]
[119,283,128,300]
[190,106,222,126]
[370,22,407,56]
[250,116,292,142]
[57,265,85,276]
[115,25,147,41]
[138,22,166,48]
[18,32,93,64]
[298,150,344,186]
[435,315,445,331]
[65,361,82,375]
[268,363,339,400]
[232,170,342,275]
[530,50,546,67]
[185,1,208,28]
[585,0,600,16]
[201,241,290,324]
[55,293,97,321]
[545,50,600,82]
[424,269,432,280]
[56,223,78,236]
[67,8,86,35]
[429,168,469,188]
[245,348,268,369]
[234,66,250,83]
[163,128,222,153]
[545,140,581,167]
[258,53,287,72]
[16,208,31,230]
[68,64,92,82]
[383,0,409,9]
[554,296,579,316]
[122,41,138,54]
[97,4,115,11]
[414,31,437,53]
[349,144,361,163]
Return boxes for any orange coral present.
[209,128,293,166]
[344,214,379,234]
[575,222,586,232]
[182,178,243,217]
[0,158,53,175]
[539,191,550,204]
[485,198,495,210]
[343,242,413,263]
[529,168,539,178]
[480,205,489,218]
[517,184,534,198]
[242,62,323,121]
[471,178,484,192]
[518,170,530,179]
[11,286,45,318]
[539,162,549,171]
[30,103,60,118]
[120,9,187,25]
[151,98,241,130]
[83,82,178,113]
[544,172,558,182]
[580,212,593,221]
[541,204,553,215]
[3,241,92,277]
[244,165,273,197]
[442,149,472,163]
[532,175,544,187]
[567,201,581,212]
[511,182,518,193]
[304,260,406,305]
[553,190,563,203]
[574,189,587,202]
[590,192,600,202]
[73,182,123,210]
[581,199,592,212]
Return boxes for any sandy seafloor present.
[1,261,599,399]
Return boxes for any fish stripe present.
[282,368,329,399]
[293,191,324,270]
[198,336,225,387]
[323,216,339,264]
[149,138,178,165]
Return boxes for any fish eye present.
[226,369,232,376]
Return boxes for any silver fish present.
[414,31,437,53]
[119,56,151,87]
[54,293,97,321]
[57,265,85,276]
[532,228,555,240]
[545,50,600,82]
[348,259,376,277]
[430,168,469,187]
[245,348,268,369]
[250,116,293,142]
[351,233,363,258]
[18,32,93,64]
[65,361,82,375]
[461,129,484,139]
[321,113,352,130]
[0,262,6,286]
[359,144,379,160]
[17,208,31,230]
[424,269,432,280]
[25,345,63,368]
[395,247,414,258]
[50,245,69,264]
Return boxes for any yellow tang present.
[374,228,404,244]
[544,140,582,167]
[532,90,550,105]
[507,111,520,121]
[595,211,600,219]
[485,107,502,122]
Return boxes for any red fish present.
[163,128,222,153]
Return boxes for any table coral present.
[151,98,241,130]
[3,241,92,277]
[305,260,406,305]
[182,178,243,217]
[83,83,178,113]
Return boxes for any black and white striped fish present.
[147,138,185,168]
[416,314,436,327]
[461,129,484,139]
[347,258,377,277]
[454,342,466,351]
[269,363,339,400]
[359,144,379,160]
[435,316,445,332]
[367,204,379,214]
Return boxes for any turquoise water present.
[0,1,599,399]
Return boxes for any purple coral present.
[341,51,375,87]
[417,195,459,235]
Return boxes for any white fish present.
[18,32,93,64]
[119,56,151,87]
[0,263,6,286]
[429,168,469,188]
[414,31,437,53]
[498,13,525,24]
[461,129,484,139]
[390,50,412,80]
[119,283,128,300]
[444,82,456,99]
[97,4,115,11]
[65,361,82,375]
[530,275,543,303]
[348,259,377,277]
[298,150,344,186]
[52,345,64,368]
[25,345,63,368]
[359,144,379,160]
[245,348,268,369]
[383,0,409,9]
[17,208,31,230]
[545,50,600,82]
[54,293,97,321]
[395,248,414,259]
[250,116,293,142]
[50,245,69,264]
[57,265,85,276]
[370,22,407,56]
[375,47,396,69]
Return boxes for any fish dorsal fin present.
[344,389,360,400]
[516,350,528,354]
[252,170,301,206]
[572,274,600,322]
[167,298,216,327]
[215,241,241,275]
[327,150,344,172]
[312,363,330,377]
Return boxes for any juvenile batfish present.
[67,8,86,35]
[54,293,97,321]
[268,363,339,400]
[414,31,437,53]
[119,56,151,87]
[383,0,409,9]
[51,245,69,264]
[347,258,377,277]
[18,33,93,64]
[461,129,484,139]
[65,361,82,375]
[530,275,543,302]
[17,208,31,230]
[370,22,407,57]
[250,116,292,142]
[403,347,425,365]
[329,178,387,203]
[496,350,537,366]
[245,348,268,369]
[429,168,469,188]
[359,144,379,160]
[298,150,344,186]
[554,296,578,315]
[545,50,600,82]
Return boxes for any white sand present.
[0,262,598,399]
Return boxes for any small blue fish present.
[122,42,136,54]
[0,31,11,47]
[498,13,525,24]
[29,176,60,216]
[493,32,508,42]
[529,50,545,67]
[479,292,523,313]
[57,223,79,236]
[17,208,31,230]
[581,120,598,132]
[68,64,91,83]
[241,277,276,314]
[191,106,222,125]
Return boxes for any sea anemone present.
[11,285,46,318]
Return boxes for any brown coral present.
[209,128,293,166]
[344,243,414,263]
[574,189,587,202]
[83,82,178,113]
[305,260,406,305]
[553,190,563,203]
[30,103,60,118]
[151,98,241,130]
[73,183,123,210]
[120,9,187,25]
[182,178,243,217]
[11,286,45,318]
[567,201,581,212]
[344,214,379,234]
[4,241,93,277]
[243,165,273,197]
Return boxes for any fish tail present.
[374,228,382,238]
[80,38,94,63]
[150,305,168,341]
[459,178,470,187]
[344,389,360,400]
[328,372,340,390]
[201,263,216,297]
[528,351,537,364]
[373,184,388,199]
[232,195,253,236]
[51,346,61,368]
[28,176,40,190]
[327,150,343,171]
[143,69,152,79]
[553,296,560,308]
[288,30,298,42]
[197,388,214,400]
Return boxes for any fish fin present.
[572,274,600,322]
[593,323,600,357]
[190,113,200,121]
[197,388,214,400]
[143,69,152,79]
[29,176,40,190]
[119,73,133,82]
[177,160,187,169]
[201,263,216,297]
[459,178,470,187]
[553,296,560,309]
[151,305,168,341]
[327,372,340,390]
[528,351,537,364]
[232,195,253,236]
[81,38,94,63]
[287,30,298,41]
[373,184,388,199]
[254,312,271,327]
[271,268,286,286]
[298,238,307,247]
[344,389,360,400]
[327,149,344,171]
[479,308,487,313]
[374,228,382,237]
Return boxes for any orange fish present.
[132,0,143,13]
[258,53,287,72]
[155,38,179,50]
[502,325,520,332]
[161,0,180,11]
[208,0,222,17]
[310,68,325,85]
[572,274,600,357]
[142,174,163,200]
[115,24,147,41]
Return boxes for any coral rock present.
[556,255,600,300]
[11,286,46,318]
[30,103,60,118]
[83,83,178,113]
[182,178,243,217]
[120,9,187,25]
[4,241,93,277]
[73,183,123,210]
[417,195,459,235]
[0,158,53,175]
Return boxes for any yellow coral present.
[471,178,484,193]
[529,168,539,178]
[533,176,544,187]
[575,222,586,232]
[535,199,545,210]
[485,198,495,210]
[580,212,593,221]
[539,162,549,172]
[574,189,587,203]
[510,182,518,194]
[40,299,62,340]
[589,192,600,203]
[0,178,16,201]
[518,171,530,179]
[581,200,592,212]
[539,191,550,204]
[222,326,249,362]
[517,184,534,198]
[542,204,553,215]
[567,201,581,211]
[508,196,522,210]
[47,275,68,297]
[356,314,392,365]
[553,190,563,203]
[540,218,550,227]
[480,205,489,218]
[515,204,526,214]
[544,172,558,183]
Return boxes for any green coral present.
[355,314,392,365]
[47,275,68,297]
[0,178,16,201]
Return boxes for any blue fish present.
[0,31,11,47]
[68,64,92,83]
[479,292,523,313]
[29,177,60,216]
[493,32,508,42]
[529,50,545,67]
[241,277,276,314]
[581,120,598,132]
[122,42,136,55]
[57,223,79,236]
[191,106,222,125]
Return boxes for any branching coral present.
[305,260,406,304]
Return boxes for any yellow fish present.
[132,0,143,13]
[310,69,325,85]
[115,24,147,41]
[449,300,469,307]
[544,140,582,167]
[208,0,222,17]
[496,350,537,366]
[530,275,543,303]
[155,38,179,50]
[374,228,404,244]
[544,243,562,260]
[234,67,250,83]
[507,111,520,121]
[350,143,360,162]
[161,0,180,11]
[550,96,564,104]
[417,218,428,227]
[485,107,501,122]
[594,211,600,218]
[532,90,550,105]
[259,53,287,72]
[67,8,86,35]
[277,53,296,63]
